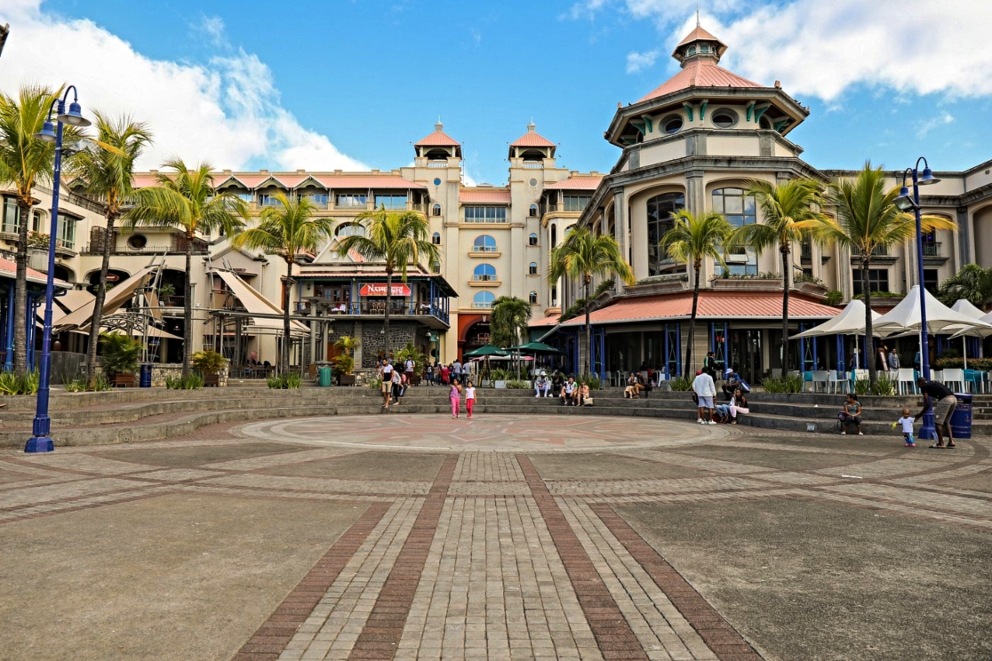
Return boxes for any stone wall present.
[360,322,419,368]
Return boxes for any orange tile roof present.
[560,291,838,327]
[415,123,461,147]
[529,314,560,327]
[510,123,555,148]
[205,173,426,190]
[638,58,762,103]
[674,25,728,58]
[459,189,511,204]
[544,175,603,191]
[0,256,70,288]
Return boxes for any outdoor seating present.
[827,370,847,394]
[942,368,965,392]
[810,370,829,392]
[965,369,987,393]
[896,368,918,395]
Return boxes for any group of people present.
[376,358,413,411]
[447,379,477,419]
[839,376,957,448]
[424,359,472,386]
[692,365,750,424]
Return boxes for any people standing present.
[440,363,450,386]
[405,356,416,385]
[391,367,403,406]
[876,344,889,374]
[380,359,394,410]
[915,377,957,448]
[452,359,463,385]
[425,362,434,386]
[692,367,717,424]
[888,348,901,371]
[449,379,462,418]
[465,380,476,419]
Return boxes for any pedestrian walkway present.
[1,414,989,660]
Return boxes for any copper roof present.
[544,175,603,191]
[529,314,561,327]
[638,58,762,103]
[673,25,728,59]
[459,189,511,204]
[415,122,461,147]
[559,291,838,326]
[510,123,555,148]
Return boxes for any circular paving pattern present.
[237,413,734,452]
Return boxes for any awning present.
[54,266,157,332]
[559,291,840,327]
[213,270,309,336]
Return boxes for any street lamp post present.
[25,86,91,453]
[895,156,939,442]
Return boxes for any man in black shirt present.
[915,377,957,448]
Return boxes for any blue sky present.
[1,0,990,185]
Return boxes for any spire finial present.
[696,6,700,26]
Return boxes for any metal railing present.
[922,241,942,257]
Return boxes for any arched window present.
[528,291,538,304]
[646,192,686,276]
[432,231,441,245]
[335,222,365,237]
[528,232,538,246]
[528,262,538,275]
[529,204,539,217]
[473,235,497,253]
[473,263,497,282]
[432,203,442,216]
[472,291,495,308]
[711,187,757,275]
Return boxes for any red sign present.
[360,283,411,297]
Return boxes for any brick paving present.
[1,413,989,660]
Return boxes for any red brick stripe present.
[590,503,762,661]
[517,454,648,660]
[347,455,458,660]
[233,501,391,660]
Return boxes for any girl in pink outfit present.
[465,381,476,419]
[449,381,462,418]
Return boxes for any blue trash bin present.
[139,363,152,388]
[950,393,972,440]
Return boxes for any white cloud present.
[626,49,660,74]
[915,111,954,140]
[0,1,367,173]
[714,1,992,102]
[197,15,227,49]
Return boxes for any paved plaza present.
[1,414,990,660]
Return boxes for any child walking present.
[465,380,476,419]
[895,407,916,447]
[449,380,462,418]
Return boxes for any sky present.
[1,0,990,186]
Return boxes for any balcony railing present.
[851,245,888,257]
[922,241,941,257]
[309,298,449,325]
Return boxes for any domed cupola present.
[604,24,809,148]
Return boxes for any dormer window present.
[687,46,696,56]
[700,44,709,53]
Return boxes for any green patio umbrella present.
[463,344,509,358]
[512,341,564,355]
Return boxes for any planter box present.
[204,374,220,387]
[337,374,356,386]
[111,373,135,388]
[494,380,507,389]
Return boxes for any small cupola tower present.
[414,121,462,165]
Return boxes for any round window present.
[662,115,683,134]
[127,234,147,250]
[529,178,538,187]
[712,109,738,129]
[433,177,442,186]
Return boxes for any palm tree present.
[817,163,956,384]
[66,113,152,388]
[233,192,334,373]
[335,206,440,346]
[490,295,531,348]
[548,227,634,376]
[0,85,61,374]
[736,178,828,372]
[124,160,248,377]
[660,209,734,377]
[937,263,992,309]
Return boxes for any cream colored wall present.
[707,135,760,157]
[638,140,686,167]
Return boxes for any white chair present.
[811,370,829,392]
[942,368,965,392]
[827,370,847,394]
[896,368,918,395]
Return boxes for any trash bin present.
[950,393,972,439]
[139,363,152,388]
[318,365,332,387]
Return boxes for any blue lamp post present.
[25,86,91,453]
[895,156,939,441]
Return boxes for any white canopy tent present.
[793,299,882,370]
[947,301,992,369]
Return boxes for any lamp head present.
[918,166,940,186]
[35,120,58,143]
[894,186,916,212]
[57,101,91,127]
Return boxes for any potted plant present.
[191,349,228,387]
[333,335,360,386]
[158,282,176,305]
[492,367,510,389]
[99,333,141,387]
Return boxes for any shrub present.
[267,373,302,389]
[577,375,601,389]
[0,370,40,395]
[191,349,227,376]
[506,379,530,389]
[99,333,141,376]
[668,376,692,391]
[166,373,204,389]
[64,379,86,393]
[853,374,896,396]
[824,290,843,306]
[762,374,804,393]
